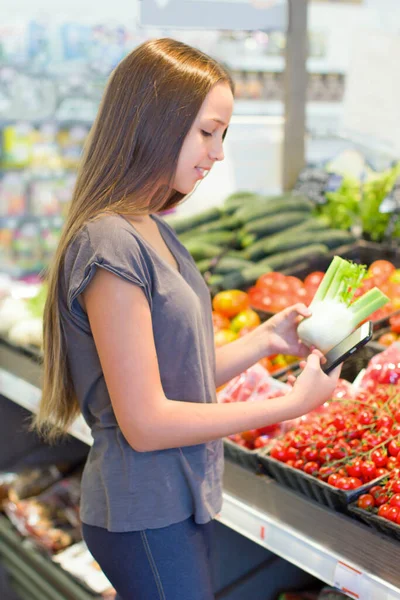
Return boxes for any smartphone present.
[322,321,373,374]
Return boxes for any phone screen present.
[322,321,373,374]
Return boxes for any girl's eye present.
[201,130,213,137]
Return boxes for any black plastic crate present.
[348,503,400,542]
[258,452,386,511]
[223,438,262,474]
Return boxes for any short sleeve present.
[64,216,153,319]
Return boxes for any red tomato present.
[332,442,351,460]
[328,473,340,487]
[346,459,362,478]
[336,477,352,490]
[357,494,375,511]
[304,271,324,291]
[390,314,400,334]
[368,260,396,284]
[371,448,388,468]
[348,477,363,489]
[388,440,400,457]
[389,494,400,508]
[376,468,390,477]
[302,446,320,462]
[386,507,400,522]
[358,410,374,425]
[390,480,400,494]
[361,461,377,482]
[270,444,287,462]
[256,272,286,290]
[378,504,391,518]
[387,457,398,471]
[286,447,300,461]
[294,459,305,470]
[285,276,304,292]
[319,466,335,480]
[319,447,334,463]
[303,461,319,476]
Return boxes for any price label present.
[333,561,370,600]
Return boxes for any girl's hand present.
[256,303,312,358]
[287,351,341,417]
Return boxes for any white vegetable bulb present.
[0,298,31,335]
[297,300,354,353]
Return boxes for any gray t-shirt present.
[60,213,223,532]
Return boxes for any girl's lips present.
[195,167,209,178]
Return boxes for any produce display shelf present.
[2,340,400,599]
[221,462,400,600]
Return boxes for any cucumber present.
[207,263,272,293]
[260,244,329,271]
[222,191,263,214]
[235,195,313,224]
[182,230,237,247]
[246,229,355,261]
[243,218,330,261]
[165,207,221,234]
[179,215,241,241]
[213,256,254,275]
[239,212,309,247]
[184,240,222,261]
[196,259,215,274]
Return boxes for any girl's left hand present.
[257,303,313,358]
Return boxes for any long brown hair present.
[34,38,234,442]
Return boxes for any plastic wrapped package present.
[360,342,400,389]
[217,363,288,404]
[3,472,82,554]
[7,465,64,502]
[53,541,116,597]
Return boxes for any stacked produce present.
[0,282,46,349]
[265,344,400,493]
[211,289,299,374]
[166,191,355,293]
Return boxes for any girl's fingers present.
[287,374,296,386]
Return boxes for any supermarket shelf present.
[0,339,92,446]
[222,462,400,600]
[2,340,400,599]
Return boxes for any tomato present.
[346,459,362,478]
[377,414,394,430]
[294,459,305,470]
[386,507,400,522]
[302,446,320,462]
[303,461,319,476]
[336,477,352,490]
[348,477,363,489]
[357,494,375,511]
[388,440,400,457]
[387,457,398,471]
[368,260,396,284]
[286,447,300,461]
[361,461,377,482]
[358,410,374,425]
[214,329,238,347]
[390,269,400,284]
[319,466,335,480]
[254,436,271,449]
[319,447,334,463]
[256,272,286,290]
[328,473,340,487]
[378,504,391,518]
[212,290,249,318]
[332,442,351,460]
[389,315,400,333]
[376,468,390,477]
[212,311,231,332]
[333,415,346,431]
[371,448,388,468]
[390,480,400,494]
[230,309,261,333]
[268,295,293,313]
[270,445,288,462]
[304,271,324,291]
[389,494,400,508]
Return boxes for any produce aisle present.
[2,335,400,600]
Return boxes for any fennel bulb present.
[297,256,389,353]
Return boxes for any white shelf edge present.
[0,367,93,446]
[220,492,400,600]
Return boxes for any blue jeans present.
[81,516,215,600]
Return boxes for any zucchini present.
[222,191,263,214]
[243,219,330,261]
[184,240,222,261]
[246,229,355,261]
[260,244,329,272]
[207,263,272,293]
[182,230,237,247]
[235,195,313,224]
[239,212,309,247]
[179,214,242,241]
[196,259,215,274]
[165,207,221,234]
[213,256,254,275]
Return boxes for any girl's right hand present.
[288,350,341,417]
